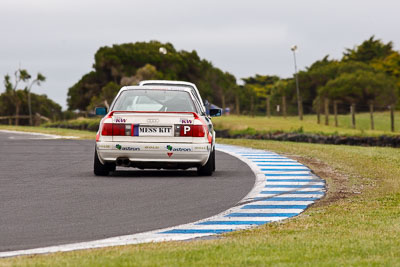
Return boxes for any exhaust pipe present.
[123,158,130,166]
[116,157,130,167]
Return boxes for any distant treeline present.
[0,90,62,123]
[67,37,400,116]
[0,70,64,125]
[243,36,400,117]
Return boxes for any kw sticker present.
[114,117,127,123]
[180,118,193,124]
[167,152,173,157]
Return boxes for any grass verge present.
[21,111,400,138]
[0,125,95,140]
[1,137,400,266]
[43,117,101,132]
[213,112,400,137]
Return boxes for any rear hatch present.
[108,112,199,143]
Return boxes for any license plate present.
[138,126,172,136]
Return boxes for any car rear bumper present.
[96,142,211,167]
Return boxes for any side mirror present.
[209,108,222,117]
[95,107,107,116]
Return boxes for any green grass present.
[0,125,95,140]
[1,137,400,266]
[213,111,400,137]
[43,117,102,132]
[11,110,400,138]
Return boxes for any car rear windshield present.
[112,89,198,113]
[142,83,202,106]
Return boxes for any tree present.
[372,51,400,79]
[242,75,279,115]
[3,70,29,125]
[67,71,102,111]
[88,81,120,111]
[271,79,291,118]
[120,64,159,86]
[28,92,62,122]
[0,90,62,124]
[25,72,46,125]
[319,70,398,129]
[232,85,242,115]
[371,51,400,106]
[67,41,238,111]
[299,56,340,114]
[343,36,394,63]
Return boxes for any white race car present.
[94,85,221,176]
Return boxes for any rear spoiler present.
[105,111,200,119]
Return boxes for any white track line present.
[0,129,78,139]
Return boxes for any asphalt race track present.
[0,131,255,252]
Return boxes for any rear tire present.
[212,147,216,171]
[94,148,115,176]
[198,149,215,176]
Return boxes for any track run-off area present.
[0,131,325,257]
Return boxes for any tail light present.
[101,123,131,136]
[192,125,206,137]
[101,123,112,136]
[177,125,205,137]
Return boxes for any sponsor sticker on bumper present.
[97,142,209,153]
[97,144,112,149]
[115,144,140,151]
[193,146,209,152]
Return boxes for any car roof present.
[110,86,201,111]
[119,85,193,92]
[139,80,197,87]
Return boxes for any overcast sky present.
[1,0,400,109]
